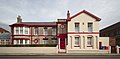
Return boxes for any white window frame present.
[75,37,80,46]
[75,23,79,32]
[88,23,93,32]
[34,27,39,35]
[87,37,92,46]
[20,27,23,34]
[44,27,48,35]
[25,27,29,35]
[44,40,48,44]
[52,27,56,35]
[15,27,19,34]
[52,38,57,44]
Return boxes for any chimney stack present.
[67,10,70,19]
[17,15,22,23]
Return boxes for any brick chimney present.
[67,10,70,19]
[17,15,22,23]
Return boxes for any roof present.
[0,33,11,40]
[0,27,9,33]
[10,22,57,26]
[67,10,101,21]
[100,21,120,32]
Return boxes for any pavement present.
[0,53,120,56]
[0,55,120,59]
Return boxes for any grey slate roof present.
[0,33,10,40]
[13,22,57,26]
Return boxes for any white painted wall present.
[68,13,99,32]
[99,37,109,46]
[0,47,58,54]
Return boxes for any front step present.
[58,49,66,53]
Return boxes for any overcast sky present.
[0,0,120,30]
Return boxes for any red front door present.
[60,38,65,49]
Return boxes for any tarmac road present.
[0,55,120,59]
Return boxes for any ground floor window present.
[14,40,29,45]
[16,40,19,44]
[44,40,48,44]
[87,37,92,46]
[43,38,48,44]
[1,40,4,45]
[75,37,80,46]
[25,40,29,44]
[20,40,23,44]
[52,38,57,44]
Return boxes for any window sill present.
[87,46,93,47]
[74,46,80,47]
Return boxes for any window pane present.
[25,27,28,34]
[75,23,79,32]
[52,28,56,35]
[35,27,39,34]
[87,37,92,46]
[16,40,19,44]
[25,40,28,44]
[44,27,48,35]
[75,37,79,46]
[20,27,23,34]
[16,27,19,34]
[44,40,48,44]
[88,23,93,32]
[20,40,23,44]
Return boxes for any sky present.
[0,0,120,31]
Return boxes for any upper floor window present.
[75,23,79,32]
[34,27,39,35]
[20,27,23,34]
[75,37,80,46]
[25,27,29,34]
[88,23,93,32]
[16,27,19,34]
[52,27,56,35]
[44,27,48,35]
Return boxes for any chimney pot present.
[67,10,70,19]
[17,15,22,23]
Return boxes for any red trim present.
[87,46,93,47]
[67,10,101,21]
[75,22,79,24]
[75,35,80,38]
[13,38,30,40]
[11,24,57,27]
[52,38,57,40]
[43,38,48,40]
[68,32,99,34]
[30,27,32,44]
[12,34,56,36]
[74,46,80,47]
[34,39,39,44]
[56,22,66,24]
[58,34,66,38]
[87,35,93,38]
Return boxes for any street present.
[0,55,120,59]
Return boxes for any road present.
[0,55,120,59]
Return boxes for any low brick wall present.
[0,47,58,54]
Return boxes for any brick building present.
[100,22,120,53]
[10,10,109,53]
